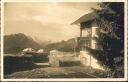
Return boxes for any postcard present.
[0,0,128,81]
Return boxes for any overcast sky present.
[4,2,99,42]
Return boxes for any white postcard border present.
[1,0,127,81]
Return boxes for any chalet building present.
[71,12,99,50]
[71,12,103,69]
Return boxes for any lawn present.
[4,53,107,78]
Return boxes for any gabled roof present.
[71,12,99,25]
[71,9,115,25]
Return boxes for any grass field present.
[4,54,107,78]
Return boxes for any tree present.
[88,2,124,77]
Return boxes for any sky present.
[4,2,99,42]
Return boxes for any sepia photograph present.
[1,0,127,81]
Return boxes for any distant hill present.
[4,33,42,54]
[33,37,52,48]
[44,38,78,52]
[44,37,91,52]
[4,33,85,54]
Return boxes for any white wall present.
[91,26,98,49]
[79,51,104,70]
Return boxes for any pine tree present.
[88,2,124,77]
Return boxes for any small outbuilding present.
[37,49,44,53]
[22,48,36,55]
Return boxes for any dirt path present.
[5,65,105,78]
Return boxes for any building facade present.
[71,12,103,69]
